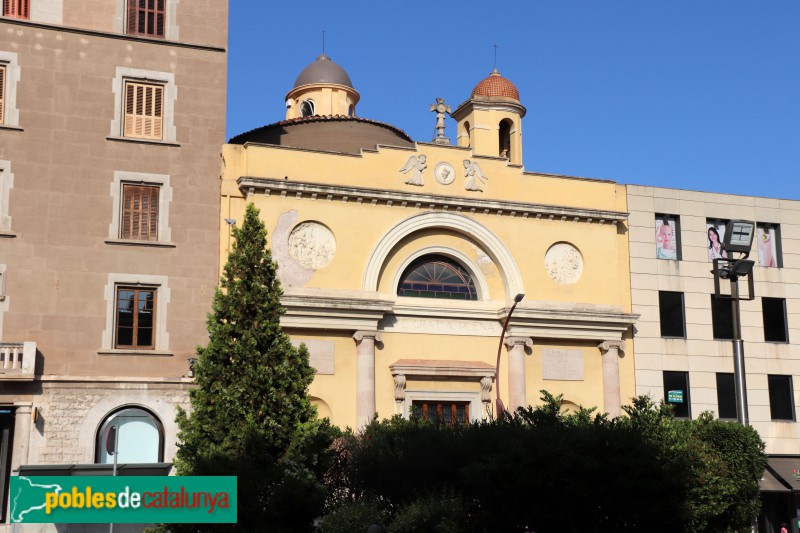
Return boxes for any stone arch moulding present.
[75,396,178,464]
[363,211,524,299]
[391,246,490,301]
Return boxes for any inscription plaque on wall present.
[541,349,584,381]
[291,339,335,375]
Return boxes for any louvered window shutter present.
[123,82,164,140]
[0,66,5,125]
[3,0,30,19]
[126,0,165,37]
[121,184,159,241]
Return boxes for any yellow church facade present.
[220,55,638,429]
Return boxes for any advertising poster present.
[757,226,778,267]
[655,219,678,260]
[706,222,727,262]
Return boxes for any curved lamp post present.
[495,293,524,418]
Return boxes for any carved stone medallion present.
[288,222,336,270]
[544,243,583,285]
[434,162,456,185]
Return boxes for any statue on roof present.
[430,98,451,145]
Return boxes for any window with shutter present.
[2,0,30,19]
[0,65,5,125]
[126,0,165,38]
[115,286,156,350]
[121,184,159,241]
[123,81,164,140]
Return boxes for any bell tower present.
[451,69,526,166]
[285,54,360,119]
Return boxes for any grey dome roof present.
[292,54,354,90]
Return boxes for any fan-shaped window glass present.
[95,407,163,464]
[398,255,477,300]
[300,100,315,117]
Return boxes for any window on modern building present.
[659,291,685,338]
[706,219,729,263]
[768,375,795,421]
[716,372,737,420]
[300,100,314,117]
[95,407,164,464]
[711,295,733,340]
[762,297,789,343]
[398,254,477,300]
[123,81,163,140]
[663,371,691,418]
[115,286,156,349]
[756,223,782,268]
[411,400,470,427]
[2,0,30,19]
[120,184,159,241]
[126,0,165,38]
[655,214,681,260]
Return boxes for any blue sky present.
[227,1,800,200]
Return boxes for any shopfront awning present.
[761,456,800,493]
[17,463,172,476]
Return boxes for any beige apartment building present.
[0,0,227,525]
[627,185,800,529]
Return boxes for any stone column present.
[505,337,533,412]
[598,340,626,419]
[10,404,32,472]
[353,331,382,429]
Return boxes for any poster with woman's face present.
[757,226,778,267]
[655,219,677,260]
[706,222,727,262]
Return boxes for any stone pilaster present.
[504,336,533,412]
[353,331,382,428]
[10,404,32,472]
[598,340,626,418]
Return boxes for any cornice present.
[238,177,628,224]
[0,18,226,52]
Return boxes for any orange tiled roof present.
[471,69,520,101]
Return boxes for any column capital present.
[480,376,493,403]
[393,374,406,402]
[598,340,626,357]
[504,336,533,349]
[353,330,383,343]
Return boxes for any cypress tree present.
[172,203,330,532]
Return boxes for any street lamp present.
[495,293,525,418]
[712,220,756,425]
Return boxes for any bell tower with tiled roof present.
[451,69,526,166]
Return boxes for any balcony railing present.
[0,342,35,380]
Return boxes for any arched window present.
[95,407,164,464]
[348,105,355,117]
[398,254,477,300]
[300,100,315,117]
[499,119,512,160]
[464,121,471,148]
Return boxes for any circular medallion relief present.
[434,162,456,185]
[544,243,583,285]
[288,222,336,270]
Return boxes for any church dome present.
[292,54,354,89]
[471,69,520,101]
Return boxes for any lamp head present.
[723,220,755,254]
[514,293,525,303]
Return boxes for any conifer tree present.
[172,203,331,532]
